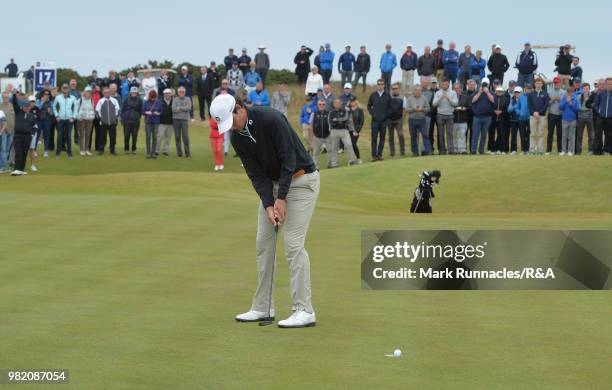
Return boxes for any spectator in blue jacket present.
[338,45,356,86]
[527,78,550,154]
[319,43,335,84]
[247,82,269,106]
[558,86,580,155]
[244,62,262,95]
[178,66,194,120]
[300,95,316,154]
[508,85,531,154]
[469,50,486,88]
[379,44,397,91]
[400,43,418,94]
[442,42,459,85]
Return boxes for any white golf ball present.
[393,349,402,357]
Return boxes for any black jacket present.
[432,47,445,70]
[367,91,391,121]
[355,53,371,73]
[487,53,510,76]
[349,107,364,133]
[417,54,435,76]
[294,48,314,74]
[389,94,404,121]
[12,93,37,135]
[209,69,221,89]
[555,53,573,75]
[231,107,316,208]
[454,92,473,123]
[224,55,238,73]
[493,94,509,121]
[312,110,331,138]
[157,77,172,96]
[329,108,352,130]
[121,96,143,124]
[160,98,173,125]
[238,55,251,74]
[197,73,214,96]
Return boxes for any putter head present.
[259,319,274,326]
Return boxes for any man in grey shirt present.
[404,85,431,156]
[270,83,291,117]
[432,79,458,154]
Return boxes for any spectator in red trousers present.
[209,117,224,171]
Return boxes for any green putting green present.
[1,114,611,389]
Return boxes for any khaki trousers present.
[529,115,546,153]
[312,136,330,168]
[301,123,312,152]
[251,171,320,314]
[157,124,174,153]
[329,129,356,167]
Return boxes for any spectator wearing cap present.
[177,66,194,120]
[142,90,162,159]
[172,86,192,158]
[53,84,78,158]
[400,43,418,94]
[470,81,495,154]
[157,69,171,98]
[469,50,486,88]
[120,86,143,154]
[487,45,510,86]
[387,83,405,156]
[576,83,595,155]
[508,85,531,154]
[300,95,316,154]
[348,97,364,162]
[294,45,314,84]
[320,43,335,84]
[458,46,474,89]
[157,88,174,156]
[515,43,538,88]
[432,39,445,82]
[404,84,431,156]
[417,46,435,82]
[248,82,270,107]
[353,46,371,93]
[254,45,270,84]
[593,77,612,155]
[452,82,471,154]
[197,66,214,121]
[340,83,356,106]
[379,44,397,92]
[227,62,245,94]
[442,42,459,85]
[244,62,262,95]
[224,48,238,76]
[570,57,582,84]
[238,48,251,76]
[527,78,550,154]
[491,86,510,154]
[305,66,324,98]
[558,86,580,155]
[75,86,96,156]
[271,83,291,117]
[547,77,565,155]
[555,44,573,89]
[367,78,391,161]
[433,79,459,154]
[141,69,158,102]
[338,44,356,87]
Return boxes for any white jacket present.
[305,73,323,94]
[142,76,157,98]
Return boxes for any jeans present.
[353,72,368,92]
[409,118,430,156]
[145,123,159,157]
[547,114,562,153]
[561,120,576,154]
[509,121,520,152]
[517,73,534,88]
[387,119,405,156]
[173,119,191,157]
[56,119,73,156]
[371,120,387,158]
[576,117,593,154]
[436,114,454,154]
[38,119,51,152]
[0,132,14,169]
[471,116,491,154]
[349,131,360,159]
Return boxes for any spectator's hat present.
[163,88,173,94]
[317,87,324,92]
[28,95,36,102]
[344,82,352,89]
[130,86,139,93]
[181,65,188,71]
[84,86,92,92]
[431,77,438,84]
[406,43,413,48]
[210,94,237,134]
[345,43,351,48]
[300,45,306,49]
[495,45,502,50]
[258,44,266,49]
[524,42,531,46]
[61,83,69,89]
[514,86,523,93]
[437,39,443,45]
[325,43,331,48]
[242,48,247,52]
[553,76,561,84]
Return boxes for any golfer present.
[210,94,320,328]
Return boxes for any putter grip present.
[274,218,280,232]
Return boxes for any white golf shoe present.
[277,310,316,328]
[235,310,274,322]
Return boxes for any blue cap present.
[524,42,531,46]
[325,43,331,48]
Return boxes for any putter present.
[259,219,279,326]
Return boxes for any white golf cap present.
[258,44,266,49]
[344,82,352,89]
[514,86,523,93]
[495,45,502,49]
[406,42,413,47]
[210,94,236,134]
[28,95,36,102]
[163,88,173,94]
[181,65,188,70]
